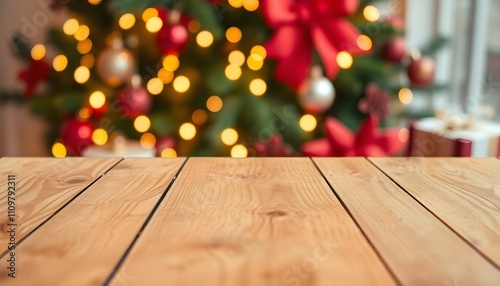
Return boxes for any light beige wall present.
[0,0,67,156]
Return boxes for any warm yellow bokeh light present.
[134,115,151,133]
[140,133,156,149]
[147,78,164,95]
[221,128,239,146]
[398,88,413,105]
[31,44,46,60]
[231,144,248,158]
[88,0,102,5]
[81,54,95,68]
[146,17,163,33]
[251,45,267,59]
[74,25,90,41]
[196,31,214,48]
[229,0,243,8]
[161,148,177,157]
[63,18,79,36]
[247,54,264,71]
[119,13,136,30]
[52,142,67,158]
[225,64,242,81]
[243,0,259,11]
[363,5,380,22]
[74,66,90,84]
[157,68,174,84]
[89,91,106,109]
[162,55,180,72]
[92,128,108,146]
[336,51,353,69]
[357,35,373,51]
[142,8,159,22]
[249,79,267,96]
[188,20,201,33]
[192,109,208,125]
[79,107,92,119]
[299,114,317,132]
[228,50,245,66]
[179,123,196,140]
[173,76,190,93]
[226,27,242,43]
[53,55,68,72]
[207,96,223,112]
[77,39,92,54]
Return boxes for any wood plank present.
[314,157,500,285]
[0,157,120,253]
[111,158,396,286]
[0,158,185,285]
[370,157,500,267]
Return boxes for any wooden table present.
[0,157,499,285]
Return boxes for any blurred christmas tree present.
[4,0,446,157]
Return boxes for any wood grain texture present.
[314,157,500,285]
[112,158,396,286]
[370,157,500,267]
[0,157,120,253]
[0,158,185,286]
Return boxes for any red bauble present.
[157,8,190,55]
[60,118,94,155]
[382,37,406,63]
[117,85,152,118]
[407,56,435,87]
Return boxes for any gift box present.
[408,117,500,157]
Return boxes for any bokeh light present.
[226,27,242,43]
[157,68,174,84]
[142,8,158,22]
[92,128,108,146]
[228,50,245,66]
[161,148,177,158]
[163,55,180,72]
[231,144,248,158]
[89,91,106,109]
[74,66,90,84]
[63,18,79,36]
[249,79,267,96]
[52,142,67,158]
[336,51,353,69]
[357,35,373,51]
[119,13,136,30]
[207,96,223,112]
[173,76,190,93]
[53,55,68,72]
[196,31,214,48]
[229,0,243,8]
[147,78,164,95]
[88,0,102,5]
[247,54,264,70]
[134,115,151,133]
[74,25,90,41]
[81,54,95,68]
[31,44,46,60]
[188,20,201,33]
[251,45,267,59]
[192,109,208,125]
[179,123,196,140]
[299,114,317,132]
[398,128,410,142]
[221,128,239,146]
[363,5,380,22]
[146,17,163,33]
[77,39,92,54]
[140,133,156,149]
[243,0,259,11]
[398,88,413,104]
[225,64,242,81]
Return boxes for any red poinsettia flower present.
[17,58,50,97]
[302,114,406,157]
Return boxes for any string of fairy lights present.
[27,0,412,158]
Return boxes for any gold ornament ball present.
[97,38,136,86]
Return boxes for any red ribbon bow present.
[262,0,363,89]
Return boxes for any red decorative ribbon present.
[261,0,363,89]
[18,58,49,97]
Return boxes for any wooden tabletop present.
[0,157,499,286]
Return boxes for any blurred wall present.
[0,0,67,156]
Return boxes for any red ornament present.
[407,56,435,87]
[156,137,176,156]
[382,37,406,63]
[117,79,152,118]
[302,114,406,157]
[254,134,294,157]
[60,118,94,155]
[261,0,364,89]
[17,58,50,97]
[157,7,190,55]
[358,83,391,119]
